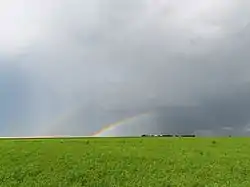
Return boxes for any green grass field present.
[0,137,250,187]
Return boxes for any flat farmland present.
[0,137,249,187]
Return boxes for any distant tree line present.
[141,134,195,137]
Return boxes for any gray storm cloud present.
[1,0,250,136]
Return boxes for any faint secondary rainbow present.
[33,104,85,136]
[91,111,152,137]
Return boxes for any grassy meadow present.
[0,137,249,186]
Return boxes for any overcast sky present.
[1,0,250,136]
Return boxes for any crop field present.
[0,137,250,187]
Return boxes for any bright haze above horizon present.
[1,0,250,137]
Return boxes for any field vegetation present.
[0,137,249,187]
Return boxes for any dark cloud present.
[1,0,250,136]
[0,64,31,136]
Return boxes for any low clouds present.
[1,0,250,136]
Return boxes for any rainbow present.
[30,0,169,137]
[91,111,152,137]
[37,102,152,137]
